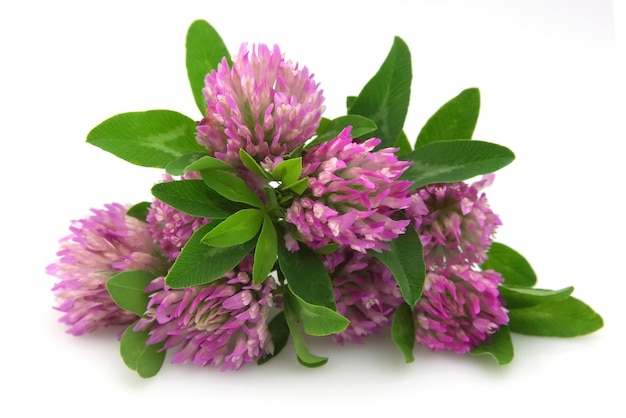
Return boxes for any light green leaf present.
[285,291,349,337]
[87,110,205,168]
[471,326,514,365]
[106,270,156,316]
[164,152,208,176]
[186,20,231,115]
[165,222,255,288]
[258,312,290,365]
[391,302,415,363]
[201,208,263,247]
[283,177,309,195]
[500,285,574,309]
[283,295,328,367]
[201,170,263,208]
[120,323,166,378]
[306,115,377,148]
[371,226,425,307]
[509,297,604,337]
[240,149,273,180]
[186,155,236,172]
[482,242,537,287]
[401,140,515,188]
[415,88,480,147]
[151,179,243,219]
[348,37,412,149]
[253,215,278,284]
[126,201,151,223]
[272,158,302,187]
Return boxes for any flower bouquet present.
[46,19,603,377]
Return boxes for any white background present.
[1,0,624,416]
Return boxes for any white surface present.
[1,0,624,416]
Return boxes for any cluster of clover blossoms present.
[46,20,602,377]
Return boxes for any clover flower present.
[285,127,413,253]
[323,248,403,344]
[196,43,325,166]
[414,264,509,353]
[134,255,275,371]
[47,203,166,336]
[407,174,502,268]
[147,174,210,261]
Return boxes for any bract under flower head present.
[407,175,502,268]
[285,127,413,253]
[135,255,275,371]
[47,203,166,336]
[196,43,325,166]
[323,248,403,344]
[415,264,509,353]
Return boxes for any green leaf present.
[482,242,537,287]
[164,152,207,176]
[471,326,514,365]
[348,37,412,149]
[391,302,415,363]
[395,130,412,156]
[273,158,302,186]
[500,285,574,309]
[415,88,481,147]
[126,201,151,222]
[401,140,515,189]
[253,215,278,284]
[120,323,166,378]
[371,227,425,307]
[201,208,263,247]
[508,297,604,337]
[306,115,378,149]
[285,291,349,337]
[186,155,236,172]
[201,169,263,208]
[283,177,309,195]
[186,19,231,116]
[258,312,290,365]
[240,149,273,180]
[87,110,205,168]
[106,270,157,316]
[277,237,336,310]
[165,222,256,288]
[283,295,328,367]
[151,179,242,219]
[346,95,357,110]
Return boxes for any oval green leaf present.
[164,152,208,176]
[201,208,263,247]
[391,302,415,363]
[283,296,329,367]
[471,326,514,365]
[482,242,537,287]
[401,140,515,189]
[500,285,574,309]
[284,291,349,337]
[106,270,157,316]
[415,88,480,147]
[201,169,263,208]
[120,323,166,378]
[253,215,278,284]
[258,311,290,366]
[126,201,151,223]
[87,110,205,168]
[306,115,378,148]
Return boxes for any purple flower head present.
[285,127,413,253]
[196,43,325,166]
[323,248,403,344]
[47,203,166,336]
[135,255,275,371]
[415,264,509,353]
[147,173,210,261]
[407,174,502,268]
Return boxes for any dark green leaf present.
[306,115,377,148]
[483,242,537,287]
[348,37,412,149]
[186,155,236,172]
[201,170,263,208]
[371,227,425,307]
[277,237,336,310]
[284,291,349,337]
[415,88,480,147]
[120,323,166,378]
[253,215,278,284]
[258,312,290,365]
[401,140,515,189]
[346,96,357,110]
[395,130,412,156]
[106,270,156,316]
[471,326,514,365]
[283,295,328,367]
[500,285,574,309]
[391,302,415,363]
[186,20,231,115]
[87,110,204,168]
[509,297,604,337]
[201,208,263,247]
[165,222,255,288]
[126,201,151,223]
[151,179,242,219]
[164,152,208,176]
